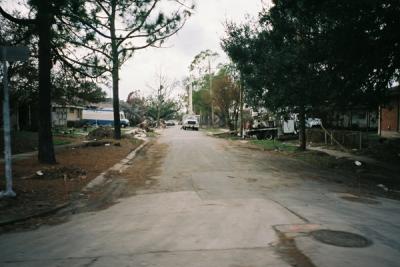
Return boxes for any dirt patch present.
[0,137,142,233]
[274,230,316,267]
[63,141,169,214]
[121,141,168,196]
[23,166,87,180]
[233,139,400,200]
[357,138,400,166]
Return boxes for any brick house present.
[379,86,400,136]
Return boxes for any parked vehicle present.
[165,120,176,126]
[306,117,322,128]
[83,108,130,127]
[246,119,297,140]
[182,114,199,131]
[246,116,322,140]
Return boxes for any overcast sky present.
[2,0,266,100]
[118,0,265,100]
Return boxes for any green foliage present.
[189,51,241,128]
[146,97,180,121]
[52,74,106,105]
[212,68,240,127]
[223,0,400,111]
[222,0,400,149]
[193,87,211,117]
[121,90,147,126]
[121,89,181,125]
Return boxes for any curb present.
[0,202,70,227]
[83,139,149,191]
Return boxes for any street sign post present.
[1,46,29,198]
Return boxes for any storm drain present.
[310,230,372,248]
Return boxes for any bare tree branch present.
[120,19,187,53]
[116,0,160,47]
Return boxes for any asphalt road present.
[0,126,399,266]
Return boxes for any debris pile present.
[138,119,154,132]
[87,127,114,140]
[130,128,147,139]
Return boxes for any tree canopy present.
[222,0,400,149]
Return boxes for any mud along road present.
[0,126,399,267]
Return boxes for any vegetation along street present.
[1,1,399,266]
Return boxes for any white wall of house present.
[52,105,83,127]
[66,107,82,121]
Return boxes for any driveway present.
[0,126,399,266]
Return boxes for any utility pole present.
[1,46,29,198]
[188,76,193,114]
[157,85,163,128]
[240,79,244,138]
[208,57,214,127]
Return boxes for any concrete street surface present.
[0,126,399,266]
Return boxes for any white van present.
[83,108,130,127]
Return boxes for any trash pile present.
[138,119,154,132]
[130,128,147,139]
[87,127,114,140]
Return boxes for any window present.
[69,108,75,114]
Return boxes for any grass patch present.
[53,127,95,139]
[146,131,158,138]
[53,139,71,146]
[128,138,143,145]
[250,139,298,153]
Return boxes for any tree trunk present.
[298,104,306,150]
[156,105,160,127]
[110,1,121,139]
[37,0,56,164]
[240,81,244,137]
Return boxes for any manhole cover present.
[341,196,380,205]
[310,230,372,248]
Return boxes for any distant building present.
[379,86,400,136]
[328,109,378,130]
[51,104,83,127]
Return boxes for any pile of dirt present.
[87,127,114,140]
